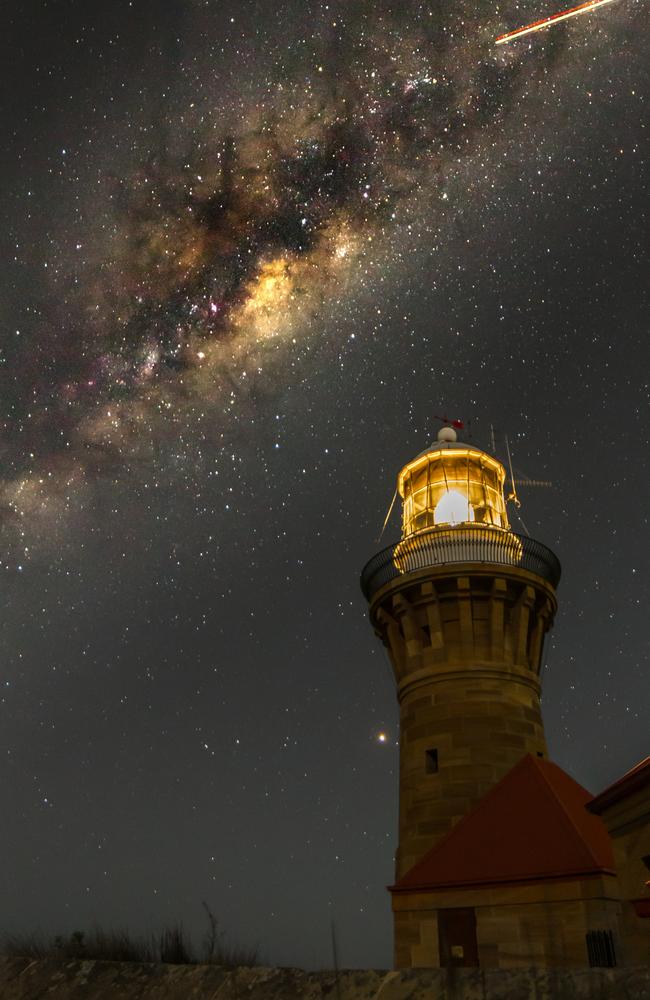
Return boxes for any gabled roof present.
[587,756,650,815]
[391,754,615,894]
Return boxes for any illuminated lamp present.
[392,427,522,574]
[434,489,475,526]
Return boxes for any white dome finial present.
[437,426,457,443]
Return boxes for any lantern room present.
[397,427,510,538]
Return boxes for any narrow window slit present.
[426,748,438,774]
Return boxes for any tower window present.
[425,748,439,774]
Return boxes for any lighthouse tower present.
[361,427,560,880]
[361,428,628,970]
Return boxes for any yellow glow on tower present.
[397,427,509,538]
[391,427,523,576]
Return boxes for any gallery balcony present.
[360,526,561,603]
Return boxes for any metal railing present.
[360,526,561,602]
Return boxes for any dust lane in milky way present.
[2,0,568,558]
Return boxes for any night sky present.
[1,0,648,971]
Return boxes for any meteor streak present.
[496,0,617,44]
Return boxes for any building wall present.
[371,565,556,877]
[397,668,547,876]
[613,819,650,965]
[592,785,650,965]
[392,875,622,969]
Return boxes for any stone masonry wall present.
[371,566,556,877]
[392,875,623,969]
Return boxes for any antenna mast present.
[377,489,398,543]
[505,435,521,508]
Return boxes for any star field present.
[0,0,648,969]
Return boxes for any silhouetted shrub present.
[0,908,259,968]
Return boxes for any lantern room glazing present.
[397,431,510,539]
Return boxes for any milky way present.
[2,0,569,555]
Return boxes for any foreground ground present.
[0,956,649,999]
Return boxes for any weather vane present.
[433,414,465,431]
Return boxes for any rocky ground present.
[0,957,648,999]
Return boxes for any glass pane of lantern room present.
[434,489,474,525]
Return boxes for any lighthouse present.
[360,427,622,968]
[362,426,560,877]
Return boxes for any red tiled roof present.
[391,754,615,894]
[587,756,650,815]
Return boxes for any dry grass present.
[1,906,260,968]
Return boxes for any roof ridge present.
[588,755,650,814]
[534,758,603,869]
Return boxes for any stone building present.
[390,754,620,967]
[588,756,650,964]
[360,427,648,969]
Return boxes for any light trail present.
[495,0,617,44]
